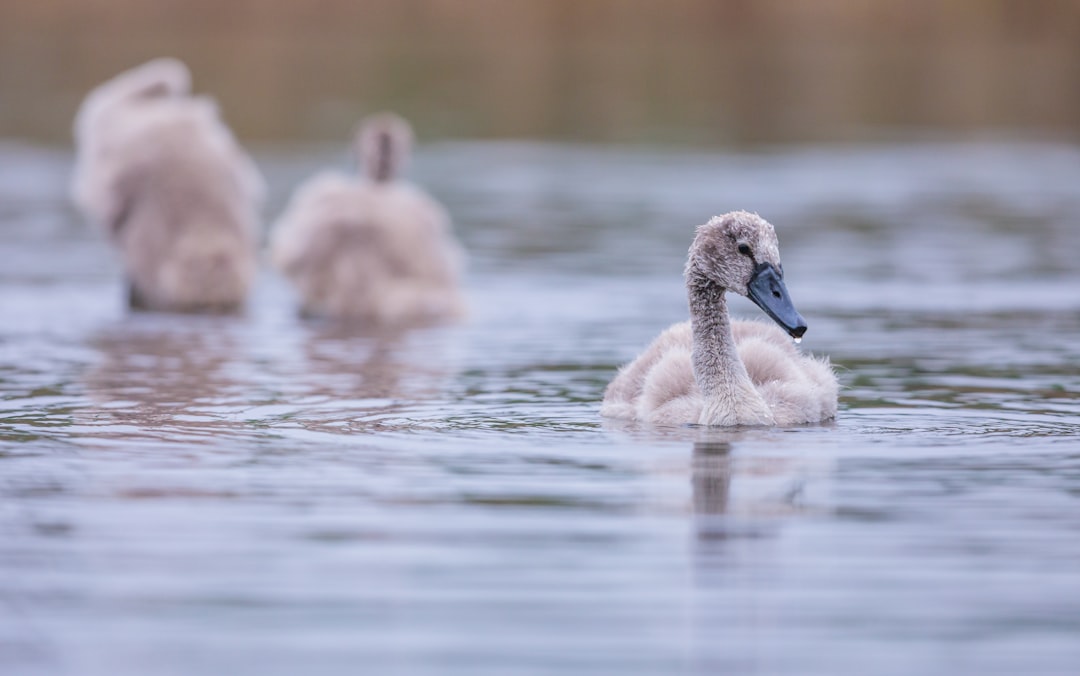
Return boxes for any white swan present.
[71,58,264,312]
[270,113,466,325]
[601,211,838,426]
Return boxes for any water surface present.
[2,140,1080,675]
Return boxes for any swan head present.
[355,112,414,183]
[686,211,807,339]
[90,58,191,105]
[123,57,192,99]
[74,58,192,145]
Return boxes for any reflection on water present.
[303,325,408,399]
[300,322,451,401]
[84,320,244,437]
[79,310,463,445]
[691,441,731,516]
[2,140,1080,675]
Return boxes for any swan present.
[71,58,264,313]
[270,113,466,325]
[601,211,838,426]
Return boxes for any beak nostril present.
[772,290,781,298]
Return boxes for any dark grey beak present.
[746,263,807,339]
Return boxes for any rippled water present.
[2,140,1080,675]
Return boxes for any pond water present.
[2,139,1079,675]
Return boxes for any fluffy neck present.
[687,274,773,426]
[369,130,396,182]
[360,127,405,184]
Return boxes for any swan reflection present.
[690,432,831,526]
[81,315,248,442]
[692,440,733,515]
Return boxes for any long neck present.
[687,274,771,425]
[365,130,398,183]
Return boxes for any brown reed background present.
[2,0,1079,145]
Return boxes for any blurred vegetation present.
[1,0,1079,145]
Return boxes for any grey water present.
[2,140,1080,675]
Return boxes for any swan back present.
[733,321,839,424]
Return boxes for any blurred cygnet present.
[270,113,466,325]
[71,58,264,313]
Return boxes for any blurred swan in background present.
[270,113,466,325]
[601,211,838,427]
[71,58,264,313]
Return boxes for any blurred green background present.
[2,0,1079,146]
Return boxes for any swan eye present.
[737,243,752,256]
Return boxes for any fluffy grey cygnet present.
[601,211,838,426]
[71,58,264,313]
[270,113,466,325]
